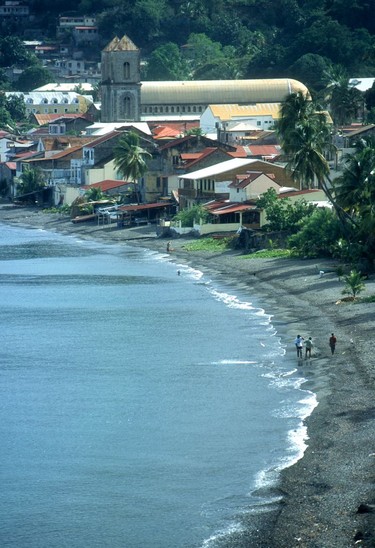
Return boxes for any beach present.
[1,204,374,547]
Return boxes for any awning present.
[118,201,173,212]
[211,204,257,215]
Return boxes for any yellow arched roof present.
[140,79,309,105]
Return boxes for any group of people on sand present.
[294,333,337,361]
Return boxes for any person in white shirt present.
[294,335,304,358]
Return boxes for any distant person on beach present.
[166,241,172,253]
[305,337,313,359]
[294,335,304,358]
[329,333,337,355]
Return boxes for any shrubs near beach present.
[342,270,366,300]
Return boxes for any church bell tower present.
[100,35,141,122]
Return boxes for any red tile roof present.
[210,203,257,215]
[83,180,132,191]
[278,189,321,198]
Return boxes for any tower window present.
[124,62,130,79]
[124,96,131,117]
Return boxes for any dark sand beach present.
[1,204,374,547]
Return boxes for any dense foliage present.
[256,188,317,232]
[2,1,372,94]
[16,167,46,196]
[173,204,210,227]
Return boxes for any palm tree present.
[276,92,332,189]
[276,92,355,237]
[114,131,152,204]
[342,270,366,299]
[322,66,363,127]
[334,137,375,258]
[85,186,106,202]
[17,167,45,196]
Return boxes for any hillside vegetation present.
[3,0,373,95]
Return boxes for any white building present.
[200,104,280,135]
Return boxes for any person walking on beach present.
[294,335,304,359]
[305,337,313,359]
[329,333,337,355]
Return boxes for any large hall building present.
[100,35,309,123]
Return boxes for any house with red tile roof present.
[82,179,132,195]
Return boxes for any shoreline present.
[1,205,375,547]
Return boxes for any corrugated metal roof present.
[141,79,308,105]
[211,203,256,215]
[118,202,173,212]
[26,145,83,161]
[210,103,282,120]
[179,158,259,180]
[83,180,131,191]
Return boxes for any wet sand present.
[1,204,375,547]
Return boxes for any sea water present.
[0,223,316,548]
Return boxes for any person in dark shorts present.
[305,337,313,359]
[329,333,337,355]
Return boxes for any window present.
[124,62,130,79]
[124,96,130,117]
[257,121,261,126]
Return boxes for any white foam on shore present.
[201,521,245,548]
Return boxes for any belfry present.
[100,35,141,122]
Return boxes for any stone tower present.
[100,35,141,122]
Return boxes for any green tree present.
[334,137,375,260]
[84,186,106,202]
[288,54,332,94]
[17,65,53,92]
[276,91,332,189]
[288,207,343,258]
[145,43,189,80]
[256,188,316,233]
[173,204,210,227]
[342,269,366,299]
[17,167,45,196]
[0,106,13,130]
[276,91,355,237]
[364,81,375,112]
[323,66,364,126]
[0,36,31,68]
[6,94,26,122]
[114,131,152,204]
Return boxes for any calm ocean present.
[0,223,316,548]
